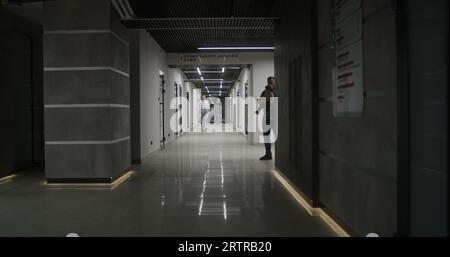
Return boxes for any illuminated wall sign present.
[334,0,364,117]
[179,54,240,65]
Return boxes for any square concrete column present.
[43,0,130,182]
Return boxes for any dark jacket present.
[259,85,274,124]
[260,85,274,98]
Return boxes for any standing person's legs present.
[201,110,207,131]
[264,130,272,156]
[260,129,272,160]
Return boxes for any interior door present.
[179,85,182,133]
[0,31,33,177]
[159,75,166,149]
[245,82,249,134]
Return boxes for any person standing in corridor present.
[256,77,276,160]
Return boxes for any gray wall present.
[43,0,130,181]
[130,30,185,162]
[130,31,141,164]
[273,0,318,201]
[274,0,398,236]
[406,0,449,236]
[317,0,397,236]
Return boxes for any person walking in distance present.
[256,77,276,160]
[200,95,210,132]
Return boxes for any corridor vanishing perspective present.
[0,134,335,237]
[0,0,448,243]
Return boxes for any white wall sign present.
[335,0,362,22]
[334,0,364,117]
[334,40,364,116]
[335,9,363,50]
[178,54,240,65]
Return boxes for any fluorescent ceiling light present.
[198,78,223,81]
[197,67,202,75]
[184,71,223,74]
[222,67,225,73]
[190,80,234,83]
[198,46,274,50]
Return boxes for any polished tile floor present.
[0,133,336,237]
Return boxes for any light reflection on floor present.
[0,133,335,237]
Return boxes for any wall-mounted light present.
[198,46,274,50]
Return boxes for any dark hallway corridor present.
[0,0,448,246]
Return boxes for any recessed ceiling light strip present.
[198,46,274,50]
